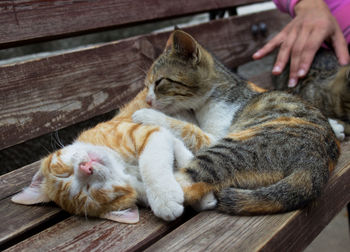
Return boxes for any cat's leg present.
[328,118,345,140]
[138,128,184,221]
[173,137,194,168]
[133,108,216,152]
[172,138,217,211]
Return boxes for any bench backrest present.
[0,0,290,174]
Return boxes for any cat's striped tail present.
[214,167,330,215]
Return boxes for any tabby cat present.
[132,30,341,214]
[272,48,350,138]
[12,90,200,223]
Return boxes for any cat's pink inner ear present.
[101,206,140,224]
[11,186,50,205]
[11,171,50,205]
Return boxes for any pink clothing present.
[273,0,350,44]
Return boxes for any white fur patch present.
[139,129,184,221]
[173,137,194,168]
[132,108,169,127]
[328,118,345,141]
[192,192,217,212]
[196,101,241,137]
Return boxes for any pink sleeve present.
[272,0,300,17]
[273,0,350,44]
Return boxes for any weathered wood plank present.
[3,209,193,252]
[146,140,350,252]
[0,161,65,247]
[0,10,290,150]
[0,0,267,47]
[0,159,194,249]
[4,140,349,251]
[0,161,39,200]
[0,198,63,247]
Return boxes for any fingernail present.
[253,51,261,58]
[297,69,306,77]
[272,66,281,73]
[339,58,349,66]
[288,78,297,87]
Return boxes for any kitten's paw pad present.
[152,200,184,221]
[192,192,217,212]
[132,108,167,126]
[148,181,184,221]
[328,118,345,141]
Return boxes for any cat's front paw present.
[147,181,184,221]
[132,108,167,126]
[328,118,345,141]
[191,192,217,212]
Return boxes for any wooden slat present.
[4,209,193,252]
[0,0,267,47]
[0,161,65,247]
[146,140,350,252]
[0,10,290,150]
[3,140,349,251]
[0,161,39,200]
[0,159,193,248]
[0,199,63,247]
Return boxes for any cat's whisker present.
[50,134,56,150]
[54,131,65,148]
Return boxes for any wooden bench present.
[1,0,349,251]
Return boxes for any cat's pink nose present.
[146,97,153,106]
[79,161,93,175]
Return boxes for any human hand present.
[253,0,349,87]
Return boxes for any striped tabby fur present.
[273,48,350,136]
[132,30,340,214]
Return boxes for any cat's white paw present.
[173,138,194,168]
[132,108,167,126]
[328,118,345,141]
[191,192,217,212]
[147,181,184,221]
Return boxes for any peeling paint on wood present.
[0,10,290,150]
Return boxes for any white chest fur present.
[195,100,241,138]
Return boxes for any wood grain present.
[146,140,350,252]
[0,198,62,247]
[0,0,267,47]
[0,161,39,200]
[4,209,193,252]
[0,10,290,150]
[0,161,63,247]
[0,159,192,249]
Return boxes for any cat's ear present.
[100,206,140,224]
[165,30,201,64]
[11,171,50,205]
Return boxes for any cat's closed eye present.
[53,171,72,178]
[50,163,74,178]
[155,78,164,87]
[155,77,189,89]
